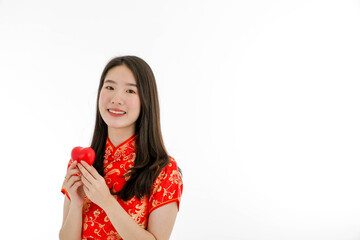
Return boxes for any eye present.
[105,86,114,90]
[127,89,136,94]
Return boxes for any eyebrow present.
[104,79,137,87]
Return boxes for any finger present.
[65,168,81,179]
[68,160,78,170]
[81,174,92,189]
[71,181,83,191]
[80,161,100,180]
[66,180,82,199]
[83,183,90,196]
[65,161,79,178]
[77,163,95,183]
[67,175,81,188]
[65,169,82,184]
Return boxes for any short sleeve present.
[61,159,75,200]
[149,157,183,213]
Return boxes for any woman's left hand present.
[77,161,112,207]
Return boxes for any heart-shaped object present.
[71,146,95,165]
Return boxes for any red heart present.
[71,146,95,165]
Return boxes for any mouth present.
[108,109,126,114]
[108,109,126,116]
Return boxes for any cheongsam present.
[61,134,183,240]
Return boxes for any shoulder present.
[149,155,183,213]
[151,155,183,189]
[157,156,181,181]
[166,156,179,171]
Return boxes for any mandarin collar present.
[104,134,137,161]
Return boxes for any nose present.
[111,92,125,105]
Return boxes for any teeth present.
[109,110,126,114]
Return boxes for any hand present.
[77,161,112,207]
[63,161,85,207]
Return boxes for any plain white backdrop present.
[1,0,360,239]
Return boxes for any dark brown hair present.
[90,56,171,201]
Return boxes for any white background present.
[0,0,360,239]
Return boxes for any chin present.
[107,121,135,129]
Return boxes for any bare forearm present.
[103,196,156,240]
[59,203,83,240]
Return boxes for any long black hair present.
[90,56,171,201]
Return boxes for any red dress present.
[61,134,183,240]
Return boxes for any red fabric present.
[61,134,183,240]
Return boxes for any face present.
[99,65,141,136]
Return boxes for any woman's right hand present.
[63,160,85,207]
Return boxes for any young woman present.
[59,56,183,240]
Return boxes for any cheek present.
[98,93,109,116]
[128,97,141,112]
[98,91,108,106]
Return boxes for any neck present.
[107,126,136,148]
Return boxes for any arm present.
[147,202,179,239]
[59,197,83,240]
[59,161,84,240]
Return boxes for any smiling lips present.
[108,108,126,116]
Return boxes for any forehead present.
[104,65,136,85]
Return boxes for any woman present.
[59,56,183,240]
